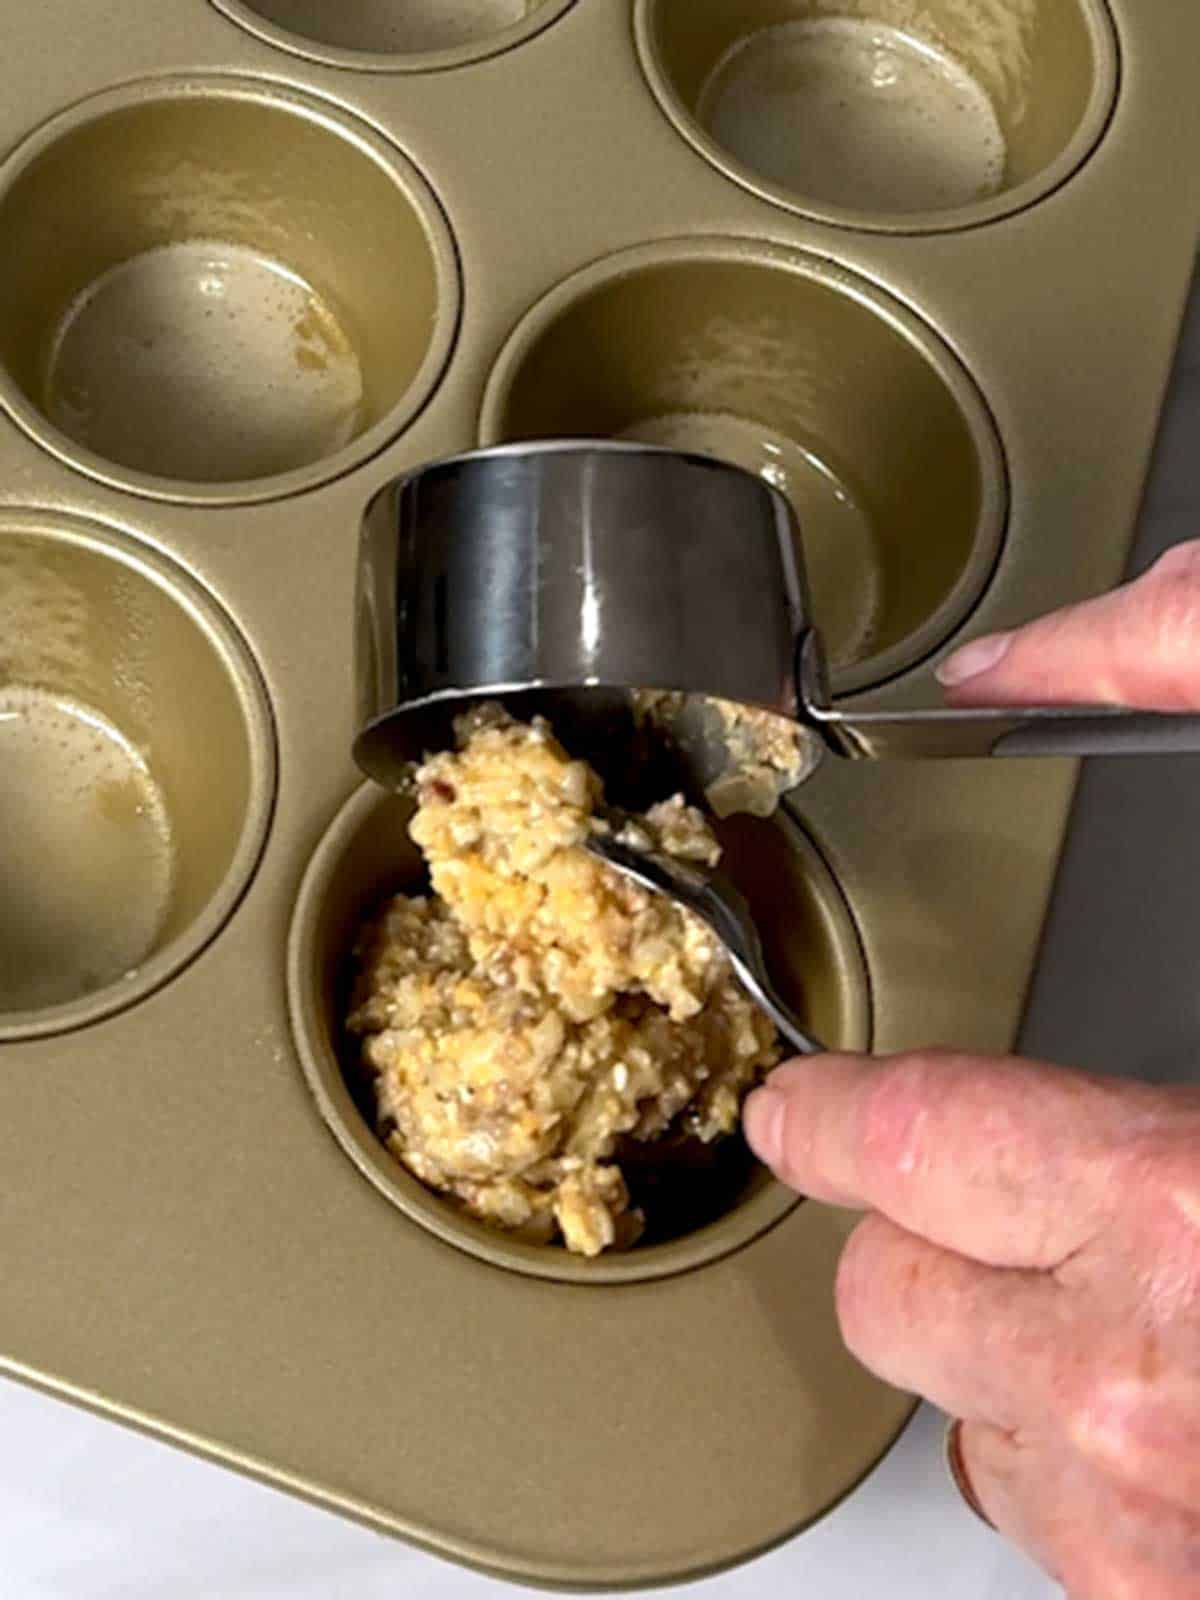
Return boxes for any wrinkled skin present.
[745,544,1200,1600]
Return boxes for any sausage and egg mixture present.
[348,707,780,1255]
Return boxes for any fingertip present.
[742,1085,786,1171]
[747,1054,871,1197]
[762,1056,825,1093]
[753,1054,862,1176]
[764,1052,865,1091]
[935,631,1013,688]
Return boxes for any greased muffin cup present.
[0,509,274,1041]
[0,78,459,503]
[211,0,578,72]
[635,0,1119,232]
[0,0,1196,1587]
[480,240,1007,694]
[288,782,870,1283]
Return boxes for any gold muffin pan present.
[0,0,1197,1587]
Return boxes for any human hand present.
[744,1053,1200,1598]
[744,544,1200,1597]
[934,540,1200,711]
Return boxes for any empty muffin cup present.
[0,511,275,1041]
[0,78,459,503]
[635,0,1118,230]
[211,0,576,71]
[481,240,1006,694]
[287,781,869,1284]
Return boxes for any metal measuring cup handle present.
[796,632,1200,761]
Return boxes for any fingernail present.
[743,1086,787,1170]
[935,631,1013,687]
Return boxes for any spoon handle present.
[583,832,827,1056]
[723,946,826,1057]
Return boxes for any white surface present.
[0,1389,1046,1600]
[3,281,1197,1600]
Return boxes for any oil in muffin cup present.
[481,239,1007,696]
[0,78,460,504]
[287,780,870,1284]
[635,0,1119,232]
[0,511,275,1041]
[210,0,577,72]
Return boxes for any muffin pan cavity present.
[636,0,1119,230]
[211,0,577,71]
[287,781,869,1283]
[0,511,274,1042]
[482,241,1006,692]
[0,80,459,503]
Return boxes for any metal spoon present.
[584,830,823,1056]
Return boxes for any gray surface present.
[1022,267,1200,1084]
[2,281,1196,1600]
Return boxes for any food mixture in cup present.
[347,705,781,1255]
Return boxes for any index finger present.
[935,542,1200,711]
[742,1050,1155,1269]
